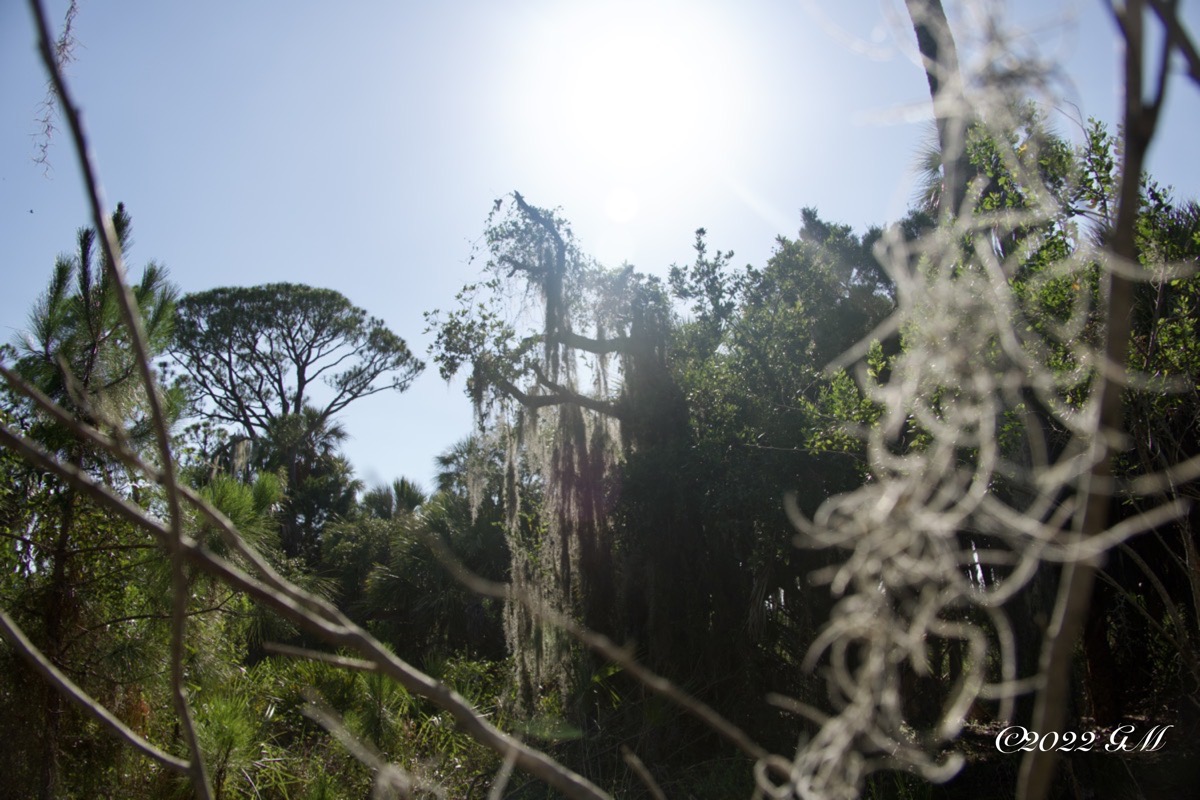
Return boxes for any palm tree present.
[254,406,361,562]
[361,477,427,520]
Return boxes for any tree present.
[15,204,179,456]
[5,6,614,798]
[2,203,180,799]
[172,282,423,446]
[903,0,969,218]
[431,194,790,784]
[256,406,362,561]
[668,213,900,719]
[13,0,1200,797]
[361,477,427,521]
[777,5,1200,797]
[323,469,510,664]
[173,284,422,558]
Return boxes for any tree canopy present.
[173,283,423,441]
[2,203,181,799]
[172,283,423,560]
[6,2,1200,799]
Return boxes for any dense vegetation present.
[3,2,1200,799]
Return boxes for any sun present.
[559,20,710,173]
[511,1,755,223]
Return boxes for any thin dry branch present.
[1020,2,1168,797]
[780,6,1197,797]
[0,414,611,800]
[0,362,345,624]
[1105,544,1200,688]
[301,691,431,799]
[417,532,774,769]
[26,2,213,795]
[620,745,667,800]
[9,11,615,788]
[0,608,191,775]
[1146,0,1200,87]
[487,748,518,800]
[263,642,378,672]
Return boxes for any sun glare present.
[513,2,755,224]
[561,23,707,172]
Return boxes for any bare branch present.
[492,372,623,418]
[1021,2,1169,796]
[301,691,428,799]
[551,329,634,355]
[417,531,774,769]
[26,2,212,794]
[7,20,601,785]
[620,746,667,800]
[1147,0,1200,88]
[487,748,518,800]
[0,417,611,800]
[1,362,340,624]
[1112,543,1200,680]
[0,608,191,775]
[263,642,378,672]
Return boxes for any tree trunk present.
[40,487,77,800]
[1083,576,1122,725]
[903,0,970,217]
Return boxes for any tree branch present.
[491,369,623,419]
[0,608,191,776]
[27,2,212,794]
[0,415,611,800]
[1147,0,1200,88]
[552,329,634,355]
[1020,3,1168,796]
[417,531,780,775]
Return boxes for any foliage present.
[1,204,181,799]
[361,477,427,520]
[13,202,181,460]
[429,194,631,716]
[172,284,421,559]
[323,465,509,665]
[8,3,1200,799]
[171,284,410,561]
[173,283,423,440]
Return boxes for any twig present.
[0,419,612,800]
[418,531,775,769]
[0,608,191,775]
[0,362,343,624]
[620,745,667,800]
[1020,2,1168,797]
[487,747,518,800]
[301,690,427,799]
[27,1,213,795]
[263,642,378,672]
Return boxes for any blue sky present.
[3,0,1199,492]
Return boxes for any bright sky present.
[3,1,1199,492]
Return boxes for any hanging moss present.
[430,193,714,725]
